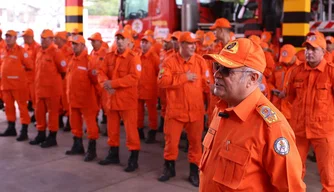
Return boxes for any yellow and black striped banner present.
[65,0,83,35]
[282,0,311,49]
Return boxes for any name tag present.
[9,55,17,59]
[77,66,87,71]
[7,76,19,79]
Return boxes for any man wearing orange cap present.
[210,18,232,50]
[195,30,205,55]
[54,31,74,132]
[261,31,279,61]
[65,35,100,162]
[144,29,162,55]
[270,44,300,121]
[88,32,109,126]
[29,29,67,148]
[200,38,305,192]
[22,29,40,122]
[326,36,334,60]
[0,30,33,141]
[137,35,160,143]
[287,33,334,192]
[171,31,181,52]
[157,31,210,187]
[97,29,141,172]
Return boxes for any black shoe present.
[145,130,156,144]
[27,101,34,112]
[40,131,58,148]
[59,115,64,129]
[98,147,120,165]
[84,140,97,162]
[30,114,36,123]
[308,152,317,162]
[157,117,164,132]
[124,150,139,172]
[16,124,28,141]
[0,121,16,136]
[63,118,71,132]
[138,128,145,140]
[65,137,85,155]
[0,99,4,110]
[29,131,46,145]
[158,160,176,182]
[101,114,107,124]
[188,163,199,187]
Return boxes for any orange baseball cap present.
[302,34,326,50]
[144,29,154,37]
[22,28,34,37]
[210,18,231,30]
[203,38,266,73]
[115,29,131,39]
[5,30,17,37]
[179,31,198,43]
[248,35,261,45]
[163,34,172,42]
[326,36,334,44]
[171,31,181,40]
[279,44,296,63]
[55,31,68,40]
[203,31,217,46]
[261,31,272,43]
[195,30,205,40]
[41,29,54,38]
[141,35,154,43]
[306,30,325,38]
[88,32,103,41]
[69,35,85,44]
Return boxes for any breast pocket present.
[213,143,250,190]
[199,130,215,171]
[316,83,331,100]
[293,81,304,97]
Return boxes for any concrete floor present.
[0,110,322,192]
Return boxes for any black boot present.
[40,131,58,148]
[101,114,107,124]
[158,160,176,182]
[98,147,120,165]
[158,116,164,132]
[188,163,199,187]
[27,101,34,112]
[65,137,85,155]
[84,140,97,162]
[30,114,36,123]
[59,115,64,129]
[145,130,156,144]
[0,99,4,110]
[124,150,139,172]
[16,124,28,141]
[138,128,145,140]
[0,121,16,136]
[29,131,46,145]
[63,117,71,132]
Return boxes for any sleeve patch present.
[274,137,290,155]
[205,70,210,77]
[136,64,142,71]
[60,60,67,67]
[23,52,29,58]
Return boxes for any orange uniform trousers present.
[164,118,204,165]
[35,96,61,132]
[107,109,140,150]
[296,136,334,192]
[2,89,30,124]
[159,88,167,117]
[70,107,99,140]
[138,99,158,129]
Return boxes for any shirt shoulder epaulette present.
[256,104,280,126]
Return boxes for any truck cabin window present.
[124,0,149,19]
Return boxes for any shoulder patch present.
[274,137,290,155]
[257,105,279,125]
[136,64,142,71]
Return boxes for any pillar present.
[65,0,83,35]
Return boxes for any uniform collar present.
[73,49,87,60]
[305,58,327,72]
[116,47,130,58]
[92,46,106,55]
[225,88,262,122]
[176,52,195,64]
[142,47,153,58]
[6,43,19,52]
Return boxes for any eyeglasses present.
[213,62,250,77]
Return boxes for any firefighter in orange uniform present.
[210,18,232,52]
[54,31,73,131]
[200,38,306,192]
[22,28,40,116]
[0,30,32,141]
[157,32,210,187]
[137,35,160,143]
[261,31,279,61]
[97,29,141,172]
[65,35,100,162]
[144,29,162,55]
[29,29,67,148]
[326,35,334,60]
[287,33,334,192]
[270,44,300,120]
[195,30,205,55]
[0,29,5,109]
[88,32,109,125]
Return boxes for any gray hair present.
[239,67,263,85]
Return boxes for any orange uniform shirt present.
[1,44,33,90]
[23,41,41,83]
[138,48,160,100]
[67,51,98,110]
[35,44,67,98]
[288,59,334,138]
[199,88,306,191]
[98,48,141,110]
[158,53,210,122]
